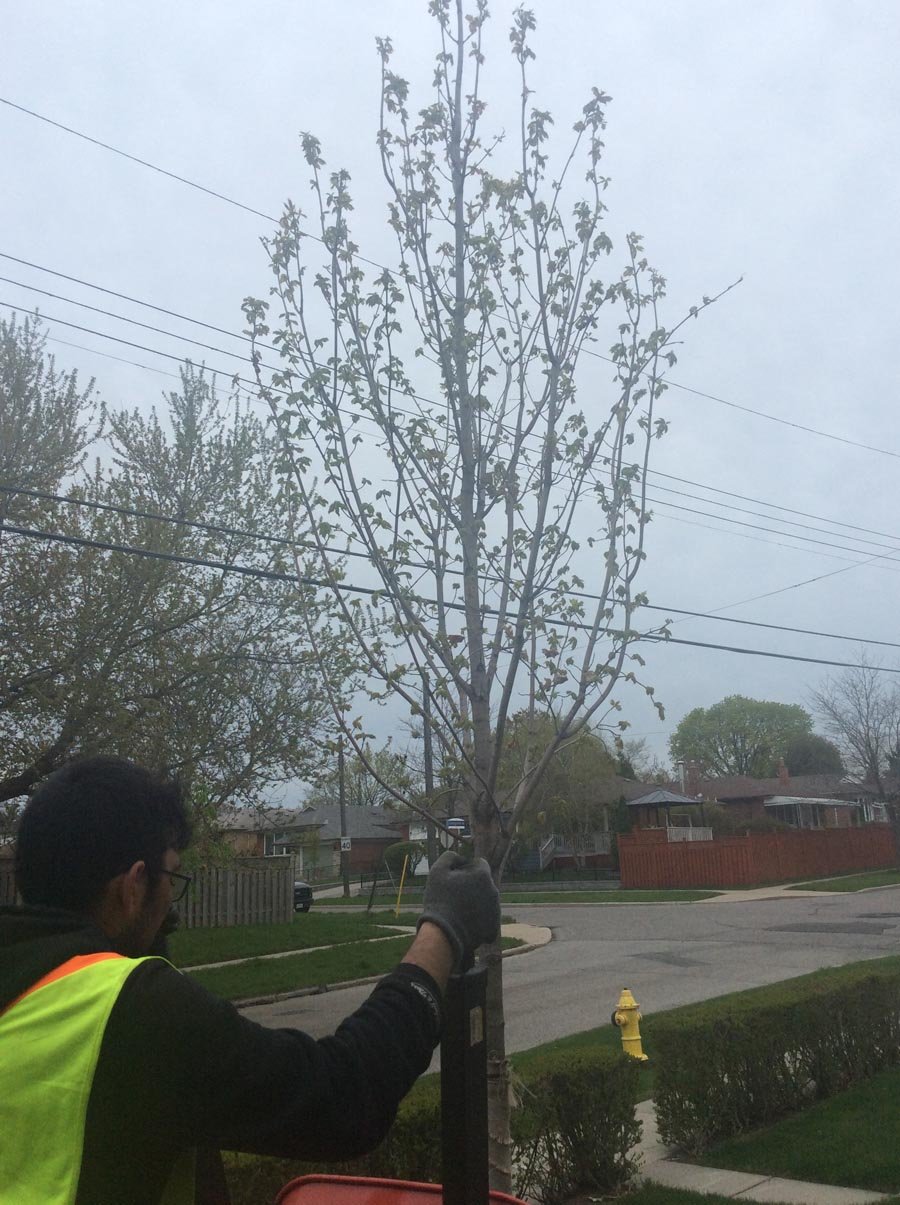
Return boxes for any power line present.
[645,494,900,561]
[2,90,896,460]
[0,99,389,280]
[0,251,278,353]
[648,482,900,555]
[9,250,900,553]
[649,467,900,545]
[10,284,900,563]
[9,298,900,587]
[0,97,277,223]
[585,347,900,461]
[0,274,272,369]
[691,554,894,617]
[5,482,900,651]
[4,519,899,675]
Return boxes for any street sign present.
[446,817,468,834]
[340,837,352,852]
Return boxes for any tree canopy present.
[0,315,339,814]
[812,657,900,794]
[669,695,814,778]
[303,742,416,810]
[782,732,843,776]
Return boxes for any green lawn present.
[697,1062,900,1193]
[325,889,720,906]
[186,935,522,1000]
[169,913,419,967]
[591,1189,794,1205]
[788,868,900,892]
[186,936,415,999]
[499,889,719,903]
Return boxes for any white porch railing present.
[547,832,613,857]
[666,826,713,843]
[539,835,557,870]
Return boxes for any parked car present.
[293,880,313,913]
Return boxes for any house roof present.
[764,795,861,809]
[663,773,896,803]
[288,806,402,842]
[217,804,316,833]
[627,789,702,808]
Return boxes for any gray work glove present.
[418,850,501,968]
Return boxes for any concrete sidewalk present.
[633,1099,888,1203]
[697,883,835,903]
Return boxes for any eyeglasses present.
[165,870,192,902]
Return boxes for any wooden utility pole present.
[338,738,350,898]
[421,671,438,868]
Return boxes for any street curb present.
[234,935,549,1010]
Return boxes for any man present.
[0,756,500,1204]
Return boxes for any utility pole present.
[338,737,350,898]
[421,671,438,868]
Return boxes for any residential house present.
[294,805,410,876]
[514,776,656,871]
[627,763,894,833]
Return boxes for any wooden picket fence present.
[179,865,293,929]
[619,823,897,889]
[0,864,293,928]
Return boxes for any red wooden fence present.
[618,824,897,889]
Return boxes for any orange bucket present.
[276,1174,526,1204]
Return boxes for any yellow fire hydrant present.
[612,988,649,1061]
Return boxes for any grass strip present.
[186,936,415,998]
[500,889,719,903]
[588,1188,898,1205]
[187,936,522,1000]
[788,868,900,892]
[170,912,420,967]
[697,1063,900,1193]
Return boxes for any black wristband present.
[386,963,444,1041]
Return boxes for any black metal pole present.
[441,963,489,1205]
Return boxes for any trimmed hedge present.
[223,1047,638,1205]
[653,963,900,1153]
[512,1050,640,1204]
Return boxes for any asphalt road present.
[240,887,900,1053]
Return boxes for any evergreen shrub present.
[225,1046,639,1205]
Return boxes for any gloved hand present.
[417,850,501,968]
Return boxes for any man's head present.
[15,756,192,953]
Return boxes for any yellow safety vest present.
[0,952,195,1205]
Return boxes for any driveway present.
[240,886,900,1053]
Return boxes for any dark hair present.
[15,756,192,912]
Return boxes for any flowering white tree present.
[245,2,727,1184]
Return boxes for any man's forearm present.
[401,920,454,991]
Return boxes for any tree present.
[669,696,813,778]
[0,313,94,523]
[782,732,843,776]
[0,320,340,818]
[616,735,670,782]
[498,711,618,863]
[244,4,722,1185]
[811,657,900,796]
[303,741,417,809]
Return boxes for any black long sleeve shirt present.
[0,906,442,1205]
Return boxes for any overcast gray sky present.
[3,1,899,773]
